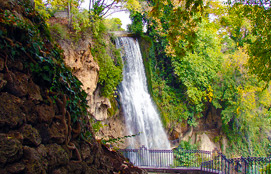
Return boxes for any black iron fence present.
[119,146,217,168]
[227,0,271,6]
[201,154,271,174]
[119,146,271,173]
[119,146,173,167]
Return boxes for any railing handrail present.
[119,146,271,173]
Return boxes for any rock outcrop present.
[57,36,111,120]
[51,19,129,148]
[168,104,224,151]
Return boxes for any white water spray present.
[116,37,171,150]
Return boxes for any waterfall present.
[116,37,171,150]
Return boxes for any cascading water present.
[116,37,171,151]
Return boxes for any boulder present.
[46,144,69,169]
[5,71,29,97]
[48,122,66,144]
[27,80,42,101]
[6,162,25,173]
[23,146,48,173]
[0,73,7,90]
[0,92,25,128]
[36,104,55,124]
[197,133,217,151]
[0,133,23,166]
[0,58,4,71]
[21,124,42,147]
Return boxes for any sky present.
[81,1,132,30]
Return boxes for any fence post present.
[241,156,247,174]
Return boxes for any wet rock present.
[21,124,42,147]
[0,133,23,166]
[5,71,29,97]
[0,92,25,128]
[6,162,25,173]
[46,143,69,169]
[36,104,55,124]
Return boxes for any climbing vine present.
[0,0,90,153]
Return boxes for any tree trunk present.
[68,0,71,28]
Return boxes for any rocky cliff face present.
[168,104,226,152]
[53,28,128,148]
[57,36,111,121]
[0,1,145,173]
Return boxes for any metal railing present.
[119,145,173,167]
[120,146,271,173]
[119,146,217,168]
[201,153,271,174]
[227,0,271,6]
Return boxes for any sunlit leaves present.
[104,18,124,31]
[91,19,123,97]
[214,47,271,156]
[125,0,142,12]
[172,19,222,111]
[221,4,271,82]
[247,7,271,82]
[147,0,204,57]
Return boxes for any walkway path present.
[119,146,271,174]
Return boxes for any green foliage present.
[71,8,92,33]
[247,7,271,82]
[151,75,190,127]
[101,133,140,145]
[213,48,271,157]
[172,19,222,113]
[0,1,88,124]
[49,23,70,40]
[90,19,123,97]
[219,4,271,82]
[134,0,271,157]
[261,163,271,173]
[91,120,104,133]
[104,18,124,31]
[128,11,144,36]
[107,95,119,117]
[34,0,51,20]
[173,141,198,167]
